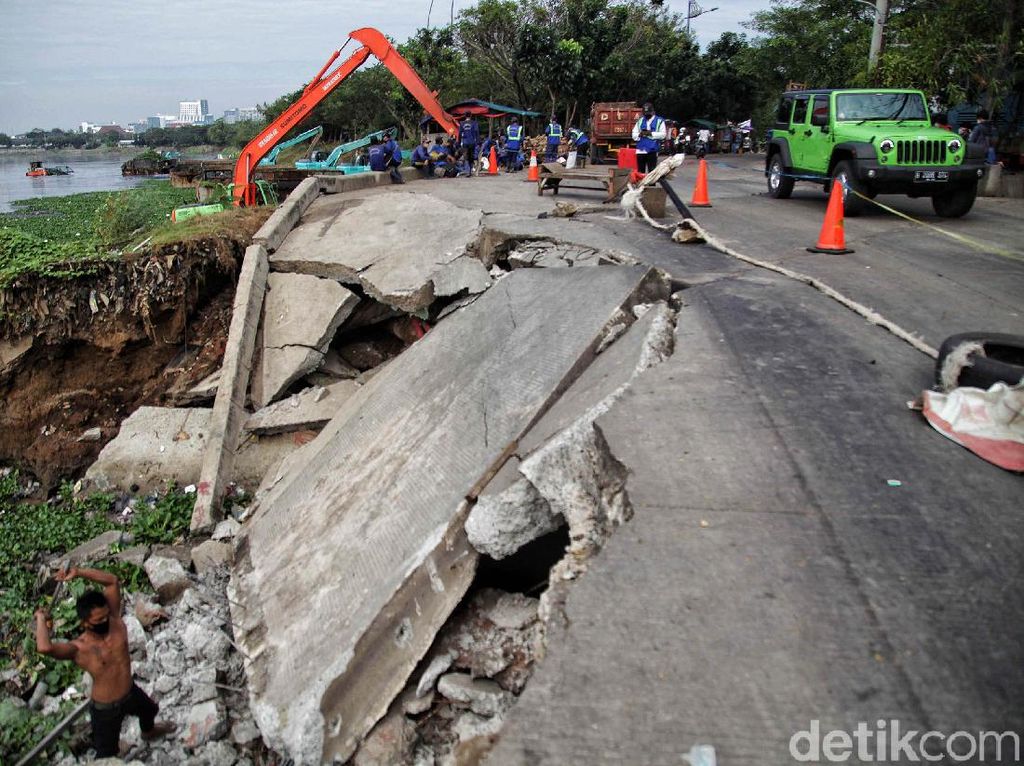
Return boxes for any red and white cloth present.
[920,381,1024,472]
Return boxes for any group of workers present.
[367,100,673,183]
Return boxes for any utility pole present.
[867,0,889,74]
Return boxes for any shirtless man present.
[35,566,174,757]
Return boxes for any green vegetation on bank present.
[0,473,196,761]
[0,181,195,288]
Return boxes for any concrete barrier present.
[191,243,270,533]
[252,177,321,254]
[317,166,427,195]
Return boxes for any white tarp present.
[920,381,1024,472]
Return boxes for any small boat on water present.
[26,161,74,177]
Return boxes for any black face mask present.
[88,620,110,636]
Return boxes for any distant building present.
[239,107,260,122]
[79,121,101,134]
[97,125,123,136]
[147,114,176,129]
[129,122,150,134]
[223,108,240,124]
[179,99,210,124]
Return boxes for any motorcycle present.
[695,140,708,159]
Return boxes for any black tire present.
[932,182,978,218]
[831,160,867,216]
[767,153,794,199]
[935,332,1024,390]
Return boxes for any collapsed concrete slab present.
[244,381,361,436]
[86,407,299,493]
[467,303,676,562]
[270,193,484,313]
[229,266,668,765]
[251,273,359,408]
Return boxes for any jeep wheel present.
[931,182,977,218]
[831,161,867,216]
[767,154,794,199]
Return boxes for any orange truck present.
[589,102,643,163]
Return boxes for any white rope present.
[677,218,939,359]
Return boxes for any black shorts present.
[90,682,159,757]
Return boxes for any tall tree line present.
[256,0,1021,140]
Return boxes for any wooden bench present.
[537,163,633,201]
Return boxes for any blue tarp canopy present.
[420,99,542,128]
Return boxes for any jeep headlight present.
[948,138,962,153]
[880,139,895,153]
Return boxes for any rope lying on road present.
[613,154,940,359]
[678,217,939,359]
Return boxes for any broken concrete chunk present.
[60,529,131,566]
[432,255,493,298]
[77,427,103,443]
[252,273,360,408]
[181,700,227,749]
[466,477,561,560]
[85,407,301,494]
[352,712,417,766]
[416,651,456,698]
[230,266,667,765]
[112,546,150,568]
[144,556,190,603]
[190,540,232,574]
[402,688,434,716]
[438,673,511,717]
[211,518,241,541]
[174,368,221,406]
[270,193,484,313]
[244,381,361,436]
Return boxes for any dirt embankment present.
[0,211,270,487]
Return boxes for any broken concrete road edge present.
[228,266,670,765]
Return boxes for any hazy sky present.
[0,0,772,135]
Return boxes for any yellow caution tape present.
[848,188,1024,263]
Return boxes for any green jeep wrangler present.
[765,88,988,217]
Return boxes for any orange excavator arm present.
[232,27,458,206]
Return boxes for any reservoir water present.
[0,152,171,212]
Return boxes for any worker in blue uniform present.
[369,132,405,184]
[567,127,589,167]
[457,114,480,176]
[544,115,563,162]
[504,117,524,172]
[410,137,434,177]
[631,102,667,174]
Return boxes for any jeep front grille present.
[896,140,947,165]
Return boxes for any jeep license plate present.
[914,170,949,182]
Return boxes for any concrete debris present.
[230,266,667,765]
[437,673,511,717]
[338,299,402,334]
[465,478,557,561]
[271,193,485,313]
[182,700,228,749]
[437,294,482,320]
[244,381,361,436]
[113,545,150,568]
[478,219,642,269]
[144,555,191,603]
[211,517,241,541]
[417,652,456,698]
[191,540,233,574]
[402,688,435,716]
[77,426,103,443]
[432,255,493,298]
[251,273,360,407]
[60,529,131,566]
[176,369,222,406]
[85,406,301,494]
[353,712,417,766]
[231,717,262,745]
[467,303,676,566]
[451,712,504,748]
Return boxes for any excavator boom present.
[232,27,458,206]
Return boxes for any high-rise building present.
[147,114,176,129]
[238,107,261,122]
[179,99,210,124]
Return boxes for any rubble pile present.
[42,525,264,766]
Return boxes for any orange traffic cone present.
[690,158,712,207]
[526,151,539,182]
[807,180,854,254]
[488,146,499,176]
